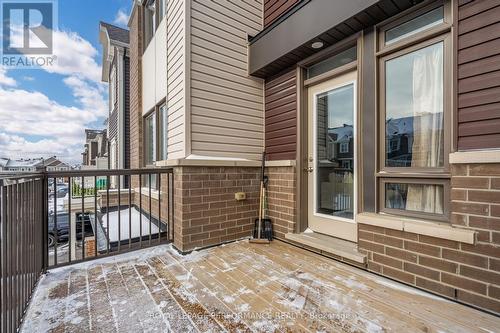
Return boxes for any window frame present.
[110,66,116,109]
[378,178,450,222]
[339,142,349,154]
[158,103,168,161]
[377,0,451,53]
[378,33,452,175]
[376,2,453,222]
[143,109,157,167]
[143,100,167,167]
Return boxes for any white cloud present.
[113,9,130,27]
[0,27,109,164]
[0,66,17,87]
[63,76,107,117]
[0,133,81,162]
[45,29,102,83]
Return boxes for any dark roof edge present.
[248,0,311,44]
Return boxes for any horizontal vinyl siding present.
[457,0,500,150]
[189,0,264,160]
[264,0,299,28]
[167,0,185,159]
[265,69,297,161]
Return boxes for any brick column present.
[172,166,260,253]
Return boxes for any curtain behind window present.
[406,43,444,214]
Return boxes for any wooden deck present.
[22,240,499,333]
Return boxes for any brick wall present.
[359,163,500,314]
[173,166,261,252]
[267,166,296,239]
[129,4,143,184]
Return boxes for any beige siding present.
[166,0,185,159]
[189,0,265,160]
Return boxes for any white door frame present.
[307,70,358,242]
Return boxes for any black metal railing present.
[45,168,174,268]
[0,167,174,333]
[1,174,46,333]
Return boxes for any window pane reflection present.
[385,183,444,214]
[385,42,444,168]
[316,84,354,219]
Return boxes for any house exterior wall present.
[359,163,500,313]
[166,0,185,159]
[129,5,143,178]
[264,0,300,28]
[457,0,500,150]
[267,165,297,239]
[173,166,260,252]
[265,69,297,161]
[188,0,264,161]
[249,0,500,315]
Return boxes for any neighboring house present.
[40,156,71,172]
[0,156,70,172]
[127,0,500,314]
[82,129,108,168]
[99,22,131,177]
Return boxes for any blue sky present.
[0,0,132,164]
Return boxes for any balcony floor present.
[22,240,499,333]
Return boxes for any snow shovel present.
[253,175,272,241]
[250,152,270,244]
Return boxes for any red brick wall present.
[267,166,296,239]
[359,163,500,314]
[173,166,260,252]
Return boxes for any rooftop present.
[100,21,130,45]
[22,240,500,332]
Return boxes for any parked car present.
[48,212,94,247]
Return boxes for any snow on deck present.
[101,207,161,243]
[21,240,500,333]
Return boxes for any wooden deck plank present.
[214,243,420,333]
[206,248,322,332]
[154,252,254,332]
[192,252,306,332]
[160,251,285,332]
[264,241,499,331]
[21,241,500,333]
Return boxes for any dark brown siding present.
[264,0,299,28]
[265,68,297,160]
[457,0,500,150]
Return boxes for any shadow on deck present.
[22,240,500,332]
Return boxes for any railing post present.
[42,169,48,271]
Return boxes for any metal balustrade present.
[0,167,175,333]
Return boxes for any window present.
[144,0,156,47]
[144,111,156,166]
[159,0,166,20]
[378,3,450,221]
[159,103,168,160]
[110,66,116,109]
[340,142,349,153]
[385,6,444,45]
[143,102,167,164]
[307,46,357,79]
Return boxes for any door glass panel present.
[316,83,354,219]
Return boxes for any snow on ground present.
[101,207,161,243]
